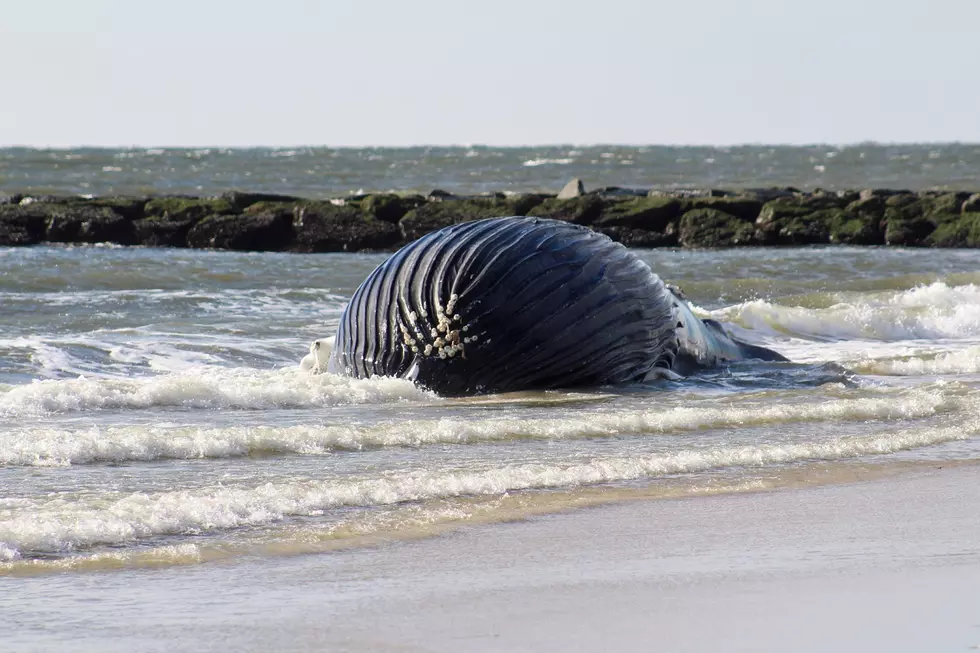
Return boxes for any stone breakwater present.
[3,184,980,251]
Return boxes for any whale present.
[317,216,786,395]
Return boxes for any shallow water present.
[2,244,980,577]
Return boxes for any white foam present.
[0,367,429,417]
[522,158,575,167]
[853,345,980,376]
[1,422,971,558]
[0,387,963,465]
[714,283,980,342]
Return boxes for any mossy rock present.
[595,196,683,231]
[0,204,49,245]
[526,196,604,225]
[134,217,197,247]
[399,197,535,241]
[845,196,886,222]
[598,225,678,248]
[39,205,137,244]
[926,213,980,247]
[678,208,756,248]
[293,204,401,252]
[756,195,846,230]
[685,196,763,221]
[918,192,970,216]
[884,215,934,246]
[144,197,234,221]
[221,191,300,213]
[186,213,295,251]
[358,194,425,223]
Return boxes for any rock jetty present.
[3,185,980,251]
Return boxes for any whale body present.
[323,216,786,395]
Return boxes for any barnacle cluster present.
[397,292,479,361]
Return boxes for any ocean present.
[2,143,980,198]
[3,147,980,650]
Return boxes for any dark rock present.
[40,205,137,245]
[186,212,295,251]
[294,203,400,252]
[359,194,425,223]
[526,196,604,225]
[685,196,763,221]
[557,178,585,199]
[590,186,649,198]
[649,188,731,198]
[0,204,49,245]
[427,189,456,201]
[679,208,756,248]
[400,197,541,241]
[596,196,684,231]
[963,193,980,214]
[134,216,197,248]
[221,191,301,213]
[740,188,798,202]
[598,226,677,248]
[63,196,148,221]
[0,194,24,205]
[859,188,911,201]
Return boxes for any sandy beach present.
[6,462,979,653]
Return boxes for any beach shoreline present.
[8,463,980,652]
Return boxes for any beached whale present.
[310,216,786,395]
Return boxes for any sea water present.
[3,244,980,577]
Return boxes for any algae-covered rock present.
[358,194,425,224]
[144,196,234,221]
[823,209,882,245]
[596,196,683,231]
[880,193,966,245]
[221,191,300,213]
[0,204,49,245]
[42,205,137,244]
[598,225,677,248]
[684,196,763,221]
[400,197,537,241]
[134,216,197,248]
[294,203,400,252]
[926,213,980,247]
[526,196,604,225]
[186,212,295,251]
[679,208,755,248]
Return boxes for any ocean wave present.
[851,345,980,376]
[521,158,575,167]
[714,282,980,342]
[0,386,962,465]
[1,422,971,558]
[0,367,428,417]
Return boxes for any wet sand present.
[7,465,980,653]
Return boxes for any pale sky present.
[2,0,979,147]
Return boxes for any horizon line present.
[2,140,979,150]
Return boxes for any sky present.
[2,0,979,147]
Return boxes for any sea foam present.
[1,422,971,559]
[0,386,965,465]
[0,367,428,417]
